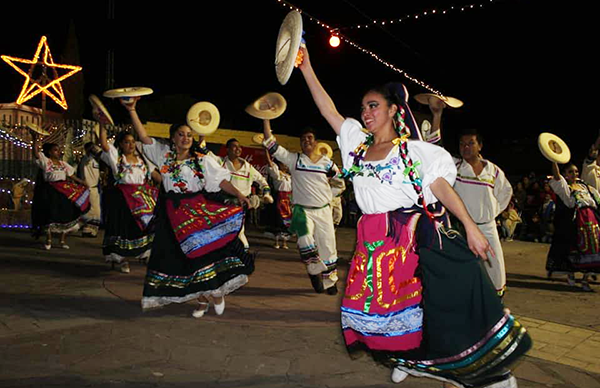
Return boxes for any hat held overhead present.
[246,92,287,120]
[538,133,570,164]
[186,101,220,136]
[275,10,304,85]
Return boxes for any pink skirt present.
[342,211,423,352]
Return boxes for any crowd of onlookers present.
[498,172,556,244]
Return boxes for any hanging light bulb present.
[329,34,341,48]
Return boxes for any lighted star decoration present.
[1,36,82,110]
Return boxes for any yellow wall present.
[145,121,342,166]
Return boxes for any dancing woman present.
[297,45,531,388]
[30,132,90,250]
[546,162,600,291]
[122,98,253,317]
[96,110,158,273]
[265,149,292,249]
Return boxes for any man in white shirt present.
[262,120,343,295]
[453,129,513,297]
[78,142,102,237]
[220,138,272,250]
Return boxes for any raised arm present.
[298,46,345,135]
[121,97,152,145]
[30,131,41,159]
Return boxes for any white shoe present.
[192,302,209,318]
[214,297,225,315]
[43,243,51,250]
[391,367,408,383]
[120,262,130,274]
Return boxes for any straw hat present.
[26,122,50,136]
[103,87,153,99]
[538,133,570,164]
[275,10,303,85]
[89,94,114,125]
[414,93,464,109]
[316,142,333,159]
[186,102,220,135]
[245,92,287,119]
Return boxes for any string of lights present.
[273,0,446,96]
[0,126,33,149]
[340,0,500,30]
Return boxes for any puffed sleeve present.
[100,142,119,177]
[35,152,49,169]
[141,138,169,168]
[336,118,367,171]
[201,154,231,193]
[407,141,457,206]
[267,163,280,180]
[549,176,575,208]
[64,161,76,177]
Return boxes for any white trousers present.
[297,206,338,288]
[478,220,506,295]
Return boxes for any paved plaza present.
[0,225,599,388]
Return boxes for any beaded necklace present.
[340,105,435,220]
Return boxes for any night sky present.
[0,0,593,178]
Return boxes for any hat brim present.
[245,92,287,119]
[89,94,114,125]
[538,132,571,164]
[186,102,220,135]
[26,122,50,136]
[414,93,464,109]
[103,87,154,99]
[316,142,333,159]
[275,11,303,85]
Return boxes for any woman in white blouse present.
[546,162,600,291]
[97,113,159,274]
[296,45,531,388]
[30,132,90,250]
[121,97,252,318]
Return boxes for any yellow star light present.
[1,36,82,110]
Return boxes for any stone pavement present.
[0,226,599,388]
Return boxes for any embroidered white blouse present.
[219,156,270,197]
[36,153,76,182]
[550,176,599,209]
[100,142,148,185]
[142,138,230,194]
[336,118,456,215]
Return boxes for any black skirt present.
[31,174,83,236]
[141,190,254,310]
[102,184,154,258]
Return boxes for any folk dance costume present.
[140,139,253,310]
[267,162,293,238]
[338,118,530,388]
[31,153,90,237]
[77,152,101,236]
[100,142,157,267]
[220,156,271,249]
[546,176,600,290]
[264,136,341,293]
[453,158,513,297]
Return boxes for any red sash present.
[117,183,159,231]
[49,181,90,212]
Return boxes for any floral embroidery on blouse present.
[159,151,205,193]
[116,155,147,183]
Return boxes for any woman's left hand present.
[465,224,494,261]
